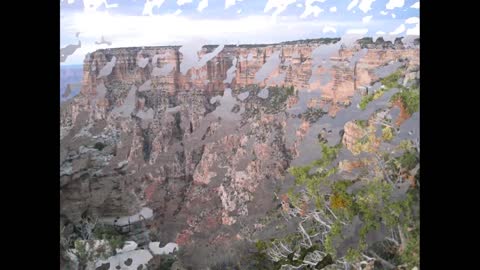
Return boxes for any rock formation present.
[60,37,419,269]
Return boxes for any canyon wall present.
[60,38,419,269]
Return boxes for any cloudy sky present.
[60,0,419,65]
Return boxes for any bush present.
[250,240,275,270]
[93,225,125,252]
[255,240,269,252]
[355,119,368,128]
[94,142,106,151]
[74,240,87,261]
[359,69,405,110]
[359,94,375,110]
[156,256,176,270]
[397,150,418,170]
[391,87,419,115]
[381,69,403,89]
[382,126,394,141]
[286,85,295,96]
[311,142,342,168]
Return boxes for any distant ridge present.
[93,36,419,53]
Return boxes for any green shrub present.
[355,119,368,128]
[391,87,419,115]
[345,248,362,263]
[382,126,394,141]
[359,94,375,110]
[74,240,87,261]
[156,256,176,270]
[311,142,342,168]
[286,85,295,96]
[397,150,418,170]
[255,240,269,252]
[289,165,312,185]
[93,225,125,252]
[360,69,405,110]
[381,71,401,88]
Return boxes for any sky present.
[60,0,419,65]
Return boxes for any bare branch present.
[303,260,317,266]
[298,222,312,246]
[280,263,308,269]
[361,253,374,261]
[279,242,293,254]
[373,153,394,184]
[385,237,399,246]
[325,205,347,225]
[311,212,332,228]
[372,119,397,129]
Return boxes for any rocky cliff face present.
[60,38,419,269]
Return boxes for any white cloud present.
[391,13,396,18]
[323,25,336,33]
[61,12,380,64]
[225,0,235,9]
[406,23,419,35]
[405,17,419,24]
[359,0,375,13]
[405,17,419,35]
[389,24,405,35]
[376,31,386,35]
[225,0,243,9]
[177,0,193,6]
[83,0,118,12]
[346,28,368,35]
[173,9,182,15]
[410,2,419,9]
[362,15,372,23]
[329,6,337,12]
[197,0,208,12]
[347,0,359,11]
[264,0,297,19]
[296,3,303,8]
[142,0,165,16]
[386,0,404,10]
[300,0,325,19]
[380,10,388,15]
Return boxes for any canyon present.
[60,37,419,270]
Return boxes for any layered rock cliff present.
[60,37,419,269]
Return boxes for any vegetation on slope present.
[60,218,127,270]
[359,69,404,110]
[252,131,419,269]
[93,225,126,252]
[390,86,420,115]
